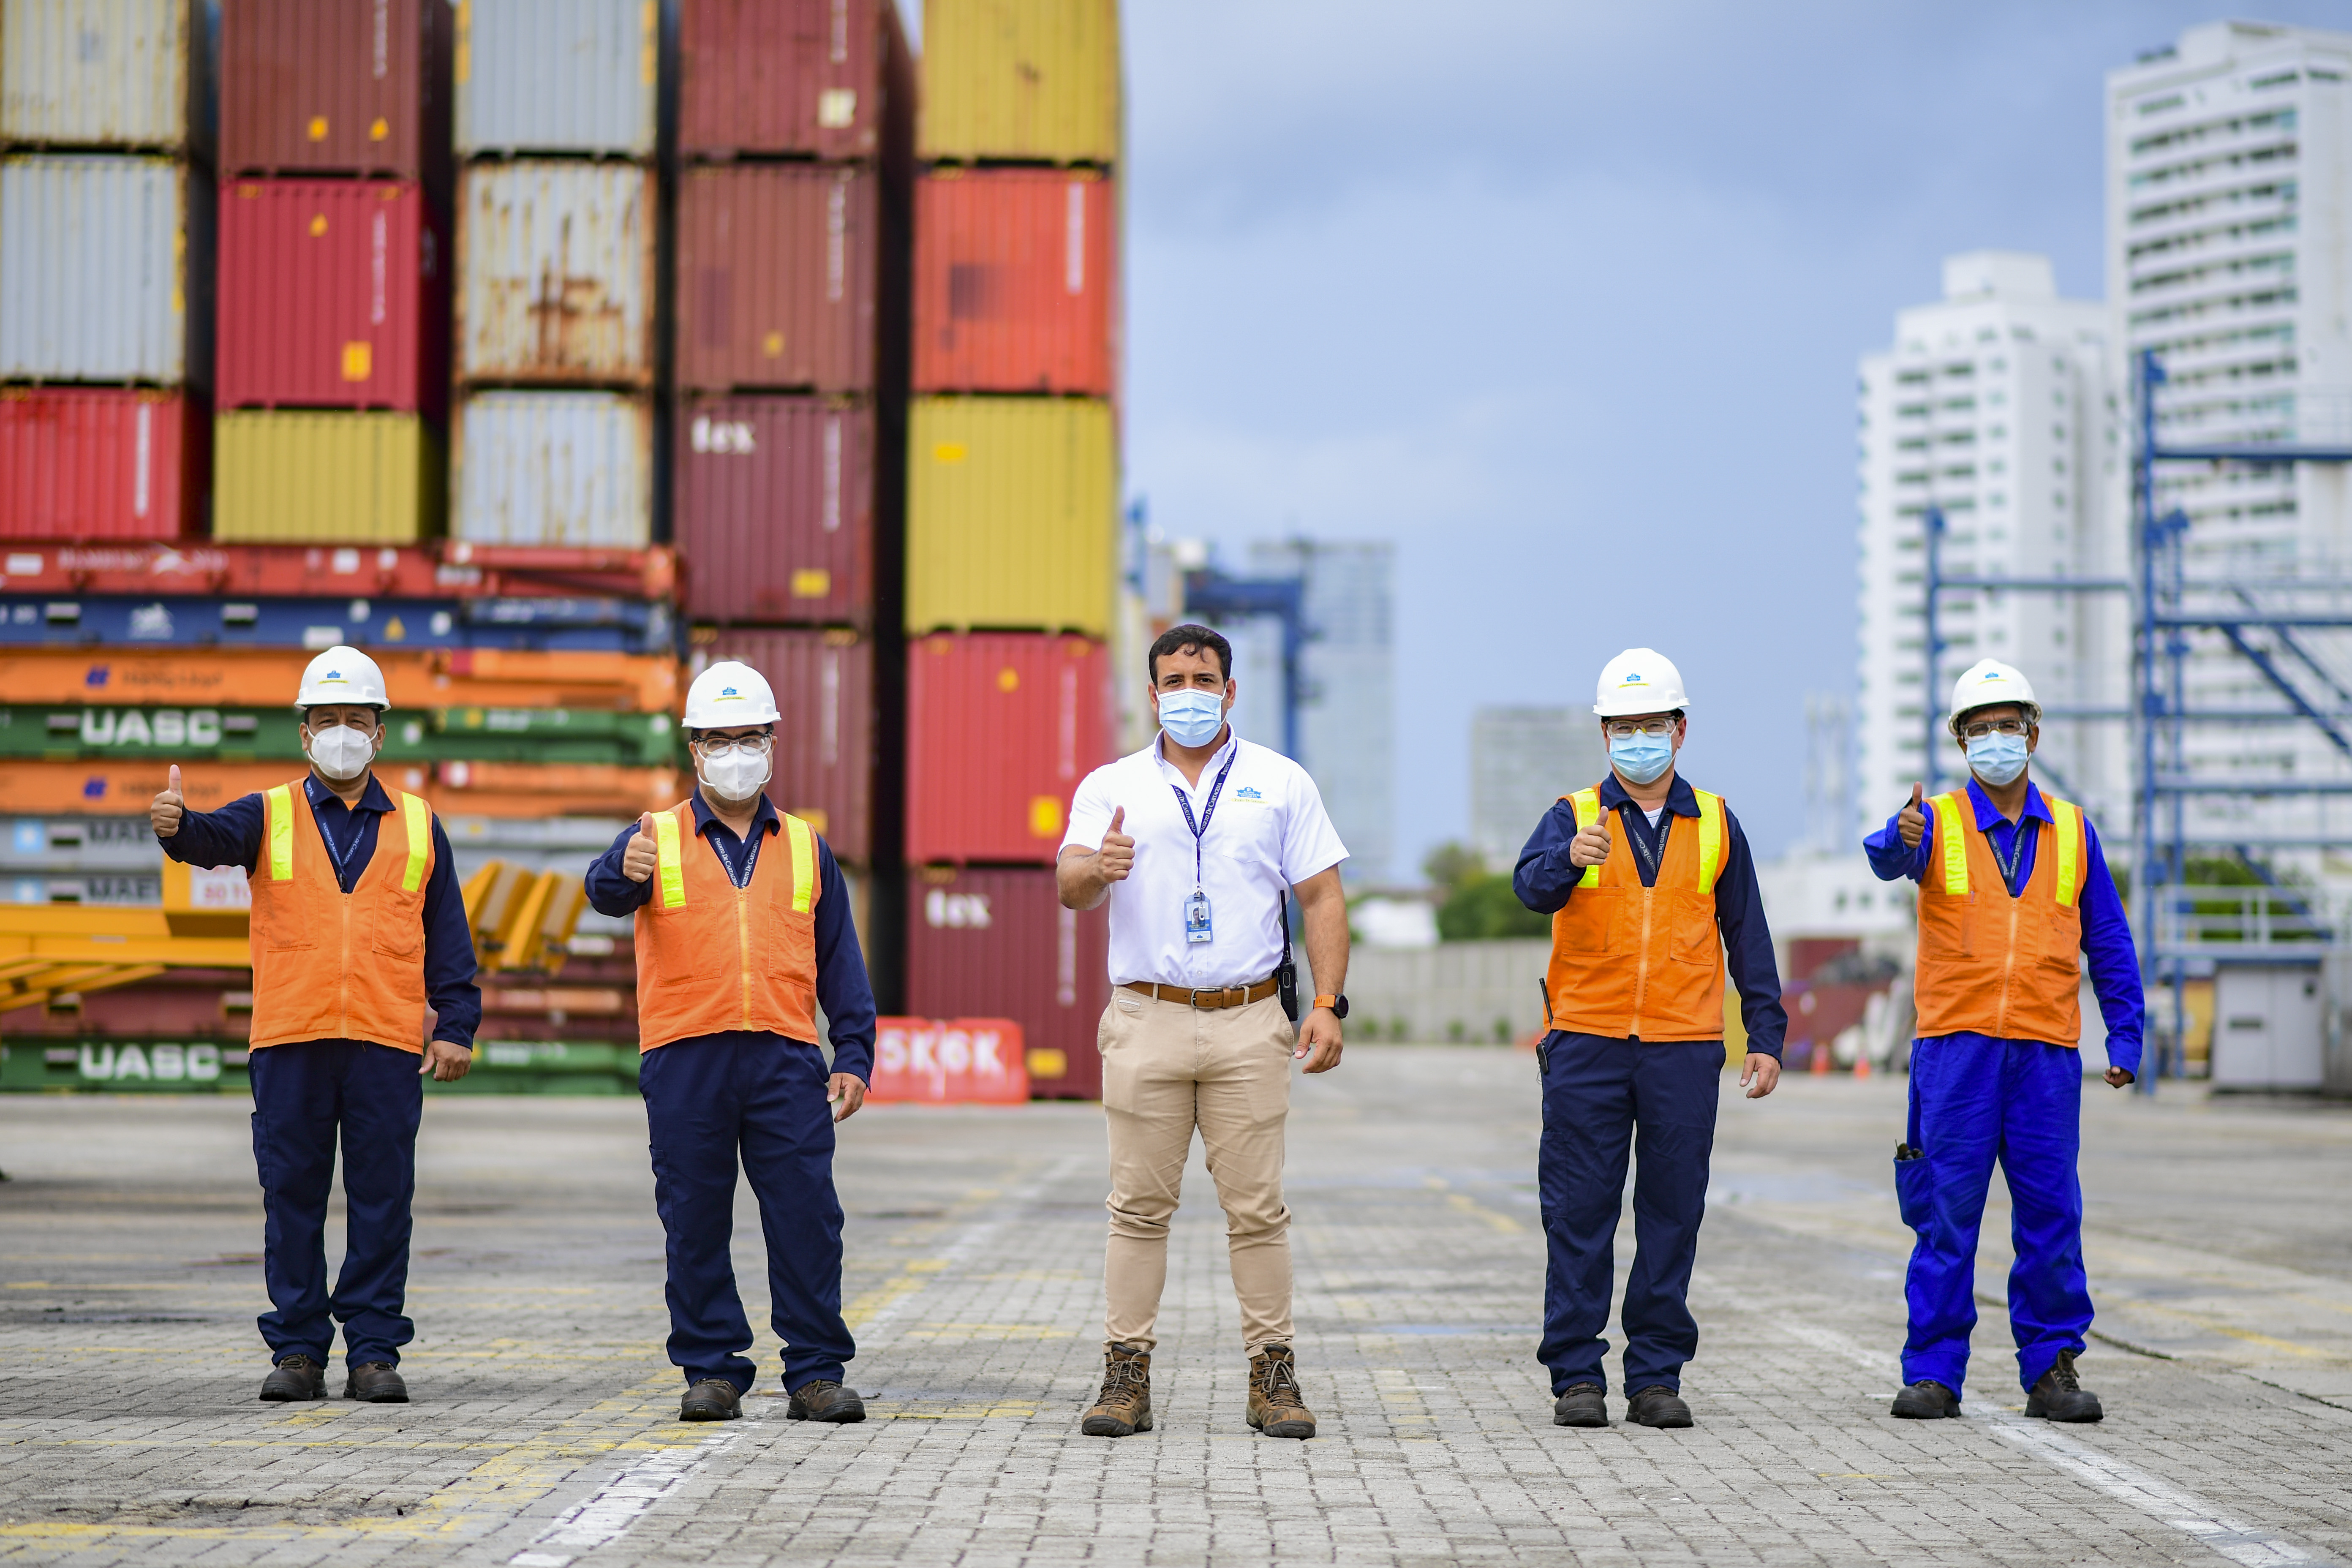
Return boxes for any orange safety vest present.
[634,800,823,1052]
[1544,783,1729,1042]
[248,778,437,1053]
[1913,789,2089,1046]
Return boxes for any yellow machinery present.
[460,862,590,975]
[0,905,250,1016]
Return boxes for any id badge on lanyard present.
[1174,748,1237,947]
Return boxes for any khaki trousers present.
[1098,987,1294,1353]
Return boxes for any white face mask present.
[305,722,376,782]
[698,745,771,805]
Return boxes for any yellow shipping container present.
[906,395,1115,637]
[920,0,1119,165]
[213,411,443,544]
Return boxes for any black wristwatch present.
[1313,993,1349,1019]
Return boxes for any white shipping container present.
[453,390,652,547]
[456,159,653,387]
[455,0,656,157]
[0,155,212,386]
[1,0,208,154]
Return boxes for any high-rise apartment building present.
[1855,253,2129,841]
[1470,707,1606,873]
[2109,22,2352,868]
[1252,539,1395,884]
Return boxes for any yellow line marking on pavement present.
[1422,1175,1525,1233]
[1373,1367,1434,1430]
[899,1323,1074,1340]
[2122,1300,2349,1361]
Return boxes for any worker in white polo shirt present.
[1058,623,1351,1443]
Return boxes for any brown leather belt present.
[1121,978,1279,1010]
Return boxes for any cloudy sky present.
[1104,1,2347,882]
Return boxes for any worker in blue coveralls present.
[1514,648,1787,1431]
[1866,658,2143,1424]
[583,659,877,1425]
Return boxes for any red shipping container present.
[906,632,1109,865]
[678,0,915,163]
[867,1017,1031,1104]
[217,180,447,416]
[691,628,875,862]
[903,865,1107,1100]
[219,0,454,189]
[674,395,872,626]
[0,389,201,540]
[913,168,1115,396]
[675,164,880,394]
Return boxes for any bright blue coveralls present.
[585,786,877,1395]
[161,776,482,1371]
[1865,777,2144,1396]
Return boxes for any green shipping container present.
[0,705,679,766]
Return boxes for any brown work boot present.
[1247,1343,1316,1439]
[1081,1342,1152,1437]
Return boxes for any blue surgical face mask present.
[1609,732,1674,786]
[1156,687,1227,748]
[1965,730,2029,787]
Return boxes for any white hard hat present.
[683,660,780,730]
[1592,648,1690,718]
[295,645,389,710]
[1947,658,2040,732]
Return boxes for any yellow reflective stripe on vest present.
[1931,792,1970,896]
[264,784,294,881]
[1693,789,1725,896]
[784,814,816,914]
[2048,795,2083,907]
[397,793,430,893]
[653,809,686,909]
[1568,788,1602,889]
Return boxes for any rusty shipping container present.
[452,391,653,548]
[1,0,212,155]
[456,161,653,388]
[918,0,1119,166]
[673,395,873,626]
[678,0,914,163]
[690,628,875,863]
[217,180,448,416]
[0,647,679,710]
[0,389,201,539]
[675,164,879,395]
[218,0,453,187]
[455,0,658,158]
[0,156,212,387]
[914,167,1113,396]
[905,632,1108,865]
[904,865,1106,1100]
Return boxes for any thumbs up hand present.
[1897,782,1928,849]
[1568,804,1613,869]
[151,764,185,839]
[1097,805,1135,883]
[623,811,659,882]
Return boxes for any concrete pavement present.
[2,1045,2349,1566]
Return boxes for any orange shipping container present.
[0,648,679,711]
[675,163,881,394]
[912,168,1113,396]
[0,760,680,819]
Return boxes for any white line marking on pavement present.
[504,1150,1088,1566]
[1778,1321,2328,1567]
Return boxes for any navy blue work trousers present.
[247,1040,424,1368]
[1536,1032,1723,1395]
[637,1033,855,1394]
[1896,1034,2092,1396]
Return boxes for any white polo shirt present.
[1062,730,1348,990]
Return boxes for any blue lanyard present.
[309,784,369,887]
[1170,746,1238,890]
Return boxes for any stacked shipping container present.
[898,0,1122,1097]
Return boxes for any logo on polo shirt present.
[1235,786,1263,801]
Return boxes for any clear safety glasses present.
[1604,719,1675,741]
[693,733,774,759]
[1960,719,2030,741]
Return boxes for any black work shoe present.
[1625,1385,1693,1428]
[343,1362,409,1403]
[1552,1383,1608,1427]
[787,1379,866,1423]
[2025,1351,2103,1423]
[680,1378,743,1421]
[259,1354,326,1402]
[1891,1379,1961,1419]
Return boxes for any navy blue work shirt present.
[1514,772,1789,1058]
[1864,775,2145,1074]
[158,772,482,1048]
[583,787,877,1084]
